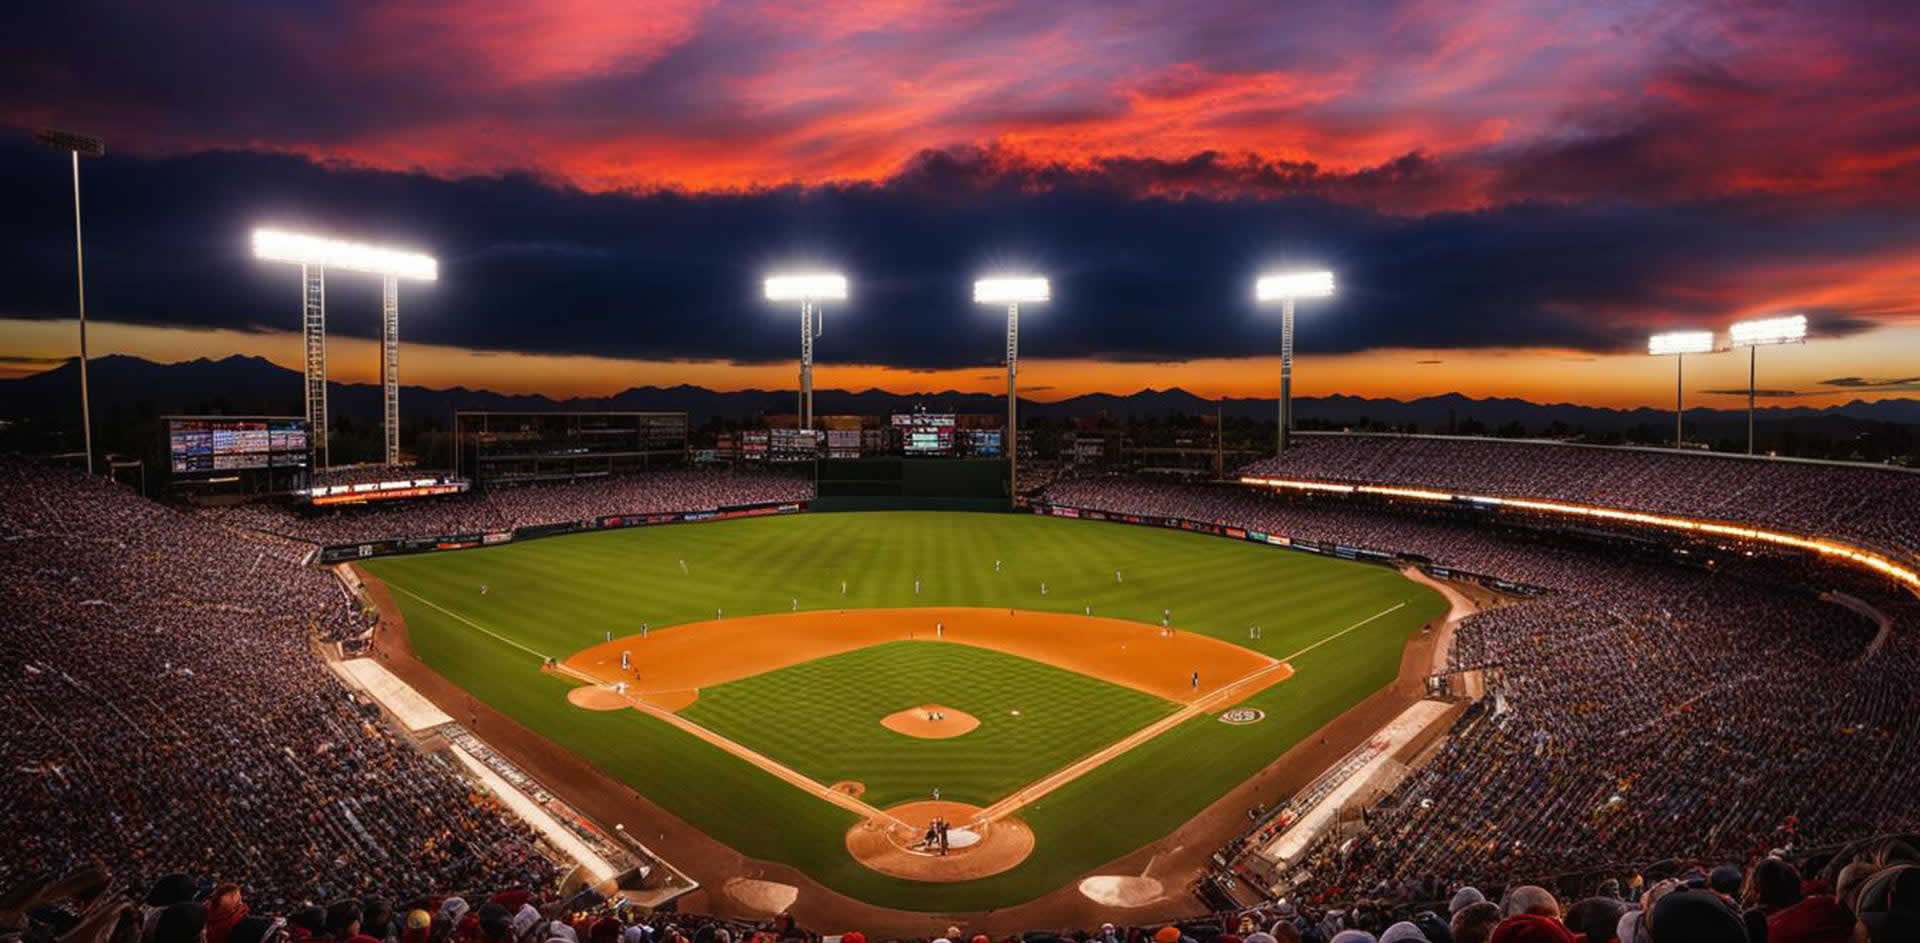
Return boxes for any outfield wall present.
[315,499,809,563]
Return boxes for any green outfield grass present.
[681,640,1177,807]
[362,510,1447,911]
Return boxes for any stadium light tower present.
[1255,271,1335,455]
[974,276,1050,499]
[34,129,106,475]
[1648,331,1715,448]
[764,273,847,429]
[252,229,438,468]
[1729,314,1807,455]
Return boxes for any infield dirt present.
[564,607,1279,709]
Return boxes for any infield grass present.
[362,510,1446,911]
[682,640,1177,807]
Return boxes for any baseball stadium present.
[10,4,1920,942]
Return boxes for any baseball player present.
[620,650,632,672]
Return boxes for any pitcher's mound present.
[845,800,1033,882]
[881,704,980,739]
[567,685,630,711]
[1078,875,1165,907]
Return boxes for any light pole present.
[1648,331,1714,448]
[1729,314,1807,455]
[1255,271,1335,455]
[34,129,106,475]
[974,277,1050,499]
[253,229,438,468]
[764,273,848,430]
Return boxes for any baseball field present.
[359,510,1446,912]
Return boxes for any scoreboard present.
[769,428,819,462]
[891,413,955,455]
[168,417,310,476]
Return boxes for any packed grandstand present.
[6,433,1920,943]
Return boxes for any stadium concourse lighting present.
[252,228,439,467]
[34,128,106,475]
[1254,270,1335,456]
[764,272,848,430]
[1647,330,1715,449]
[1729,313,1808,456]
[973,277,1051,499]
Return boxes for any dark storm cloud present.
[0,142,1910,369]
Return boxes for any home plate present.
[1078,875,1164,907]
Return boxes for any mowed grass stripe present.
[681,640,1177,807]
[364,510,1448,910]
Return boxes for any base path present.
[565,607,1275,709]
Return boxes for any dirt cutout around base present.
[723,878,799,915]
[830,780,866,798]
[845,800,1034,883]
[567,685,631,711]
[1077,876,1165,908]
[881,704,980,739]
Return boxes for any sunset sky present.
[2,0,1916,407]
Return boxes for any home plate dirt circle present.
[881,703,981,739]
[845,800,1034,881]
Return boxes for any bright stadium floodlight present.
[973,277,1050,304]
[1648,331,1716,449]
[974,276,1051,499]
[35,129,106,475]
[253,228,439,467]
[1729,313,1808,455]
[763,273,847,301]
[1254,270,1335,455]
[1256,271,1335,302]
[763,272,848,429]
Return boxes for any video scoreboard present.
[892,413,956,455]
[168,417,310,476]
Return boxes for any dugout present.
[811,457,1009,511]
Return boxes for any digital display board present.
[742,429,769,460]
[827,429,862,459]
[891,413,955,455]
[169,418,309,476]
[965,429,1002,457]
[769,428,819,462]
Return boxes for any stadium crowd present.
[0,460,556,907]
[8,846,1918,943]
[1042,474,1920,937]
[1239,434,1920,566]
[205,469,812,546]
[8,454,1920,943]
